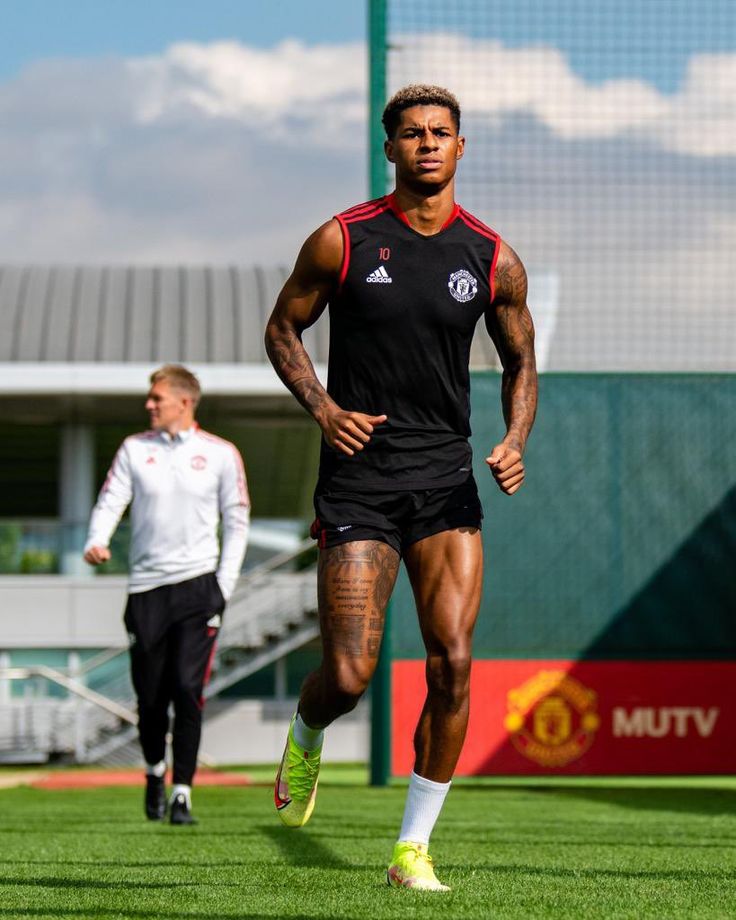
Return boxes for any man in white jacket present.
[84,364,249,824]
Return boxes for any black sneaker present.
[169,792,197,825]
[145,774,166,821]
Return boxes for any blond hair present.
[149,364,201,408]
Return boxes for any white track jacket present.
[85,425,249,599]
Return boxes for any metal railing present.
[0,666,135,721]
[0,666,133,762]
[0,539,319,763]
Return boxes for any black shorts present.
[311,476,483,556]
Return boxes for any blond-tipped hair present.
[382,84,461,138]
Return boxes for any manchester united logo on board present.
[505,670,600,767]
[191,455,207,471]
[448,269,478,303]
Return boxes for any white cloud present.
[103,34,736,157]
[129,39,367,146]
[664,54,736,156]
[0,40,369,264]
[391,34,736,156]
[0,36,732,371]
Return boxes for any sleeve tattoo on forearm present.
[266,325,327,417]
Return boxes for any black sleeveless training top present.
[318,192,501,491]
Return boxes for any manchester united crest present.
[447,269,478,303]
[505,670,600,767]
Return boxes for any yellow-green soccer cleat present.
[274,715,322,827]
[387,841,450,892]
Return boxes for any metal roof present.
[0,264,500,369]
[0,265,325,365]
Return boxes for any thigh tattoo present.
[318,542,399,659]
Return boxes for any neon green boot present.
[274,715,322,827]
[387,841,450,891]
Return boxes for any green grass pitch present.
[1,770,735,919]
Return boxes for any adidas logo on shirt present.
[366,266,392,283]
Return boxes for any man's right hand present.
[84,546,111,566]
[319,408,388,456]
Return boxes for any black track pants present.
[123,572,225,785]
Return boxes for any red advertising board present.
[392,660,736,775]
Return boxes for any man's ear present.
[384,139,395,163]
[456,135,466,160]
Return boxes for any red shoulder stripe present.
[339,197,387,219]
[459,208,499,241]
[488,234,502,304]
[343,203,389,225]
[197,430,250,506]
[333,198,389,293]
[99,443,126,496]
[340,197,381,216]
[196,428,228,445]
[458,208,502,302]
[99,433,152,495]
[335,214,350,289]
[334,203,390,289]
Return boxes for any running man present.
[265,85,537,890]
[84,364,249,824]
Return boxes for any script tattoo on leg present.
[319,542,399,659]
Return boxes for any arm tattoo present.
[487,246,538,452]
[265,322,330,419]
[318,542,400,659]
[264,221,341,422]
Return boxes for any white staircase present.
[0,542,319,764]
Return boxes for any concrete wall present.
[201,697,369,764]
[0,696,369,765]
[0,576,128,648]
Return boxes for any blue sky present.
[0,0,365,80]
[2,0,733,89]
[399,0,736,93]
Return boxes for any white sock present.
[170,783,191,807]
[145,760,166,778]
[397,771,451,847]
[292,712,324,751]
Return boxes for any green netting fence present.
[391,373,736,660]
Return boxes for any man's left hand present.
[84,545,111,565]
[485,442,525,495]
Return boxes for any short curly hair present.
[382,84,461,138]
